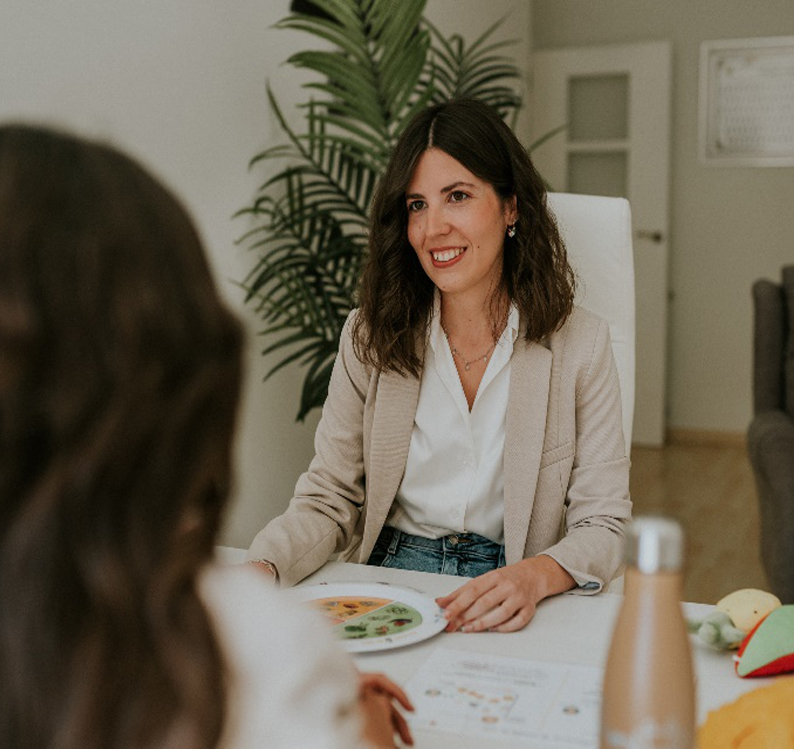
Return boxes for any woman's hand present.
[358,672,414,747]
[247,560,278,582]
[436,555,576,633]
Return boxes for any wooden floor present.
[629,442,768,604]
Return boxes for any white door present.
[532,41,672,447]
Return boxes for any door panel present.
[532,41,672,447]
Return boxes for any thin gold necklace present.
[442,327,498,371]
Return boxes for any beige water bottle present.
[600,516,695,748]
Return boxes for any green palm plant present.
[237,0,524,420]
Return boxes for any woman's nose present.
[425,204,450,237]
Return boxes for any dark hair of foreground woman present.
[0,124,243,749]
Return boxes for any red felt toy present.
[735,605,794,678]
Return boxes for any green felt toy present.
[687,610,746,649]
[687,588,782,651]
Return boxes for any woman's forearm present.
[523,554,577,600]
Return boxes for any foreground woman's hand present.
[358,672,414,747]
[436,555,576,633]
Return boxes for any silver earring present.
[507,223,516,238]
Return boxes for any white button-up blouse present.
[386,296,520,544]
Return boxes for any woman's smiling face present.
[405,148,516,301]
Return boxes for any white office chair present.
[547,193,636,450]
[547,194,635,595]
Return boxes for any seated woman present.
[249,98,632,633]
[0,124,410,749]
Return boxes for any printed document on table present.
[405,648,601,747]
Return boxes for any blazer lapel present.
[503,337,552,564]
[360,369,420,559]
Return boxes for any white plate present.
[291,582,447,653]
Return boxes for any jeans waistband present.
[380,526,502,556]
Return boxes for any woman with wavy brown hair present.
[250,98,631,634]
[0,124,411,749]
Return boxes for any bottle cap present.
[625,516,684,573]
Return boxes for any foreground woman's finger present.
[392,706,414,745]
[360,672,414,711]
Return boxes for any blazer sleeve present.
[247,312,371,586]
[541,316,632,593]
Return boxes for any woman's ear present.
[505,195,518,226]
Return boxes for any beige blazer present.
[249,306,632,589]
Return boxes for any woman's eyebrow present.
[440,181,476,194]
[406,181,476,200]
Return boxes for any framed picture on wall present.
[699,36,794,166]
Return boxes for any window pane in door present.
[567,152,627,197]
[569,74,629,141]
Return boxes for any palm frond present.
[422,16,522,115]
[528,122,568,152]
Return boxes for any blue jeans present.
[367,527,506,577]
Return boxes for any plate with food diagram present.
[291,582,447,653]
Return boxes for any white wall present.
[0,0,530,549]
[532,0,794,435]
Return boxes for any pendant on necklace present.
[444,329,496,373]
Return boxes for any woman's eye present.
[449,190,469,203]
[407,200,425,213]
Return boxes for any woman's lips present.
[430,247,466,267]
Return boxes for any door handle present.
[635,229,664,243]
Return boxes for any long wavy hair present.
[354,98,575,375]
[0,125,243,749]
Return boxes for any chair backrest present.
[752,277,787,415]
[546,193,636,449]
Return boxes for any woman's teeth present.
[432,248,464,262]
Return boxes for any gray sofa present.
[748,265,794,603]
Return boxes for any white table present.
[295,561,772,749]
[215,549,771,747]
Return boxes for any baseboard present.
[665,428,746,448]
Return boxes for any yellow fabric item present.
[715,588,782,633]
[698,678,794,748]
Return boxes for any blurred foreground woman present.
[0,124,409,749]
